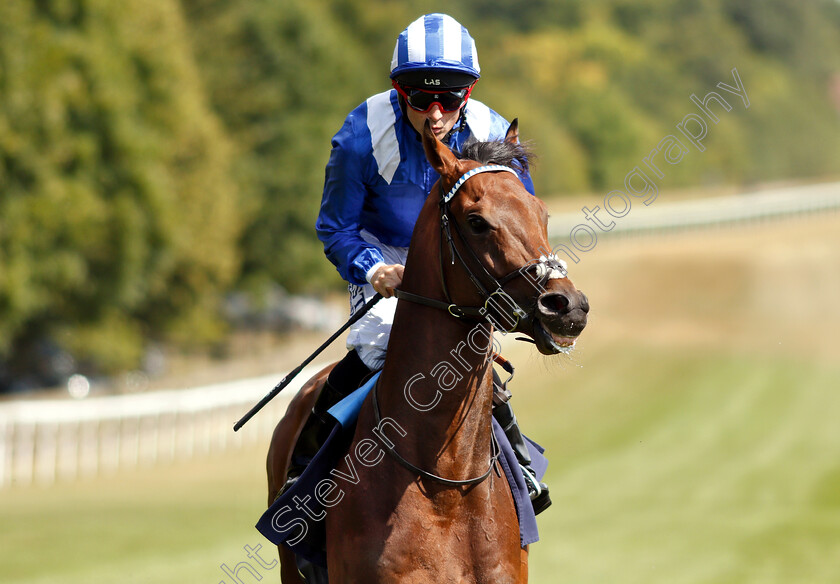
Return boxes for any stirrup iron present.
[520,464,542,499]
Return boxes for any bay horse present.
[266,120,589,583]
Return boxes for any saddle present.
[256,372,547,576]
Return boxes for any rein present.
[394,164,567,331]
[371,378,501,487]
[377,164,563,488]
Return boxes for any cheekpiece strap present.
[443,165,519,203]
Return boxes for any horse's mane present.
[458,139,533,174]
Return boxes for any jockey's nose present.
[427,104,444,121]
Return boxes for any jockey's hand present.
[370,264,405,298]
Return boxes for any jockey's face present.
[405,103,461,140]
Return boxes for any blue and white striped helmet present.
[390,14,480,88]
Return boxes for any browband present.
[443,165,518,203]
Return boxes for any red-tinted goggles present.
[392,80,475,113]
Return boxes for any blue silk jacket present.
[316,89,535,285]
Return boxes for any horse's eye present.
[467,215,490,234]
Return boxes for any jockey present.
[289,13,550,514]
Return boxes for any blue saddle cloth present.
[256,372,547,568]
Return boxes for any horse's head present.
[414,119,589,355]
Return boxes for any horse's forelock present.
[457,139,533,174]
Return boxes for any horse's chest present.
[327,477,521,583]
[376,489,521,583]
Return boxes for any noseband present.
[394,165,567,332]
[379,165,566,488]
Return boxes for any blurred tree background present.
[1,0,839,382]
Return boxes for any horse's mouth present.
[533,319,578,355]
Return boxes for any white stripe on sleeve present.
[366,91,400,184]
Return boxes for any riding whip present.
[233,293,383,431]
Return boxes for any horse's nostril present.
[539,292,569,314]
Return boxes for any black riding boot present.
[283,350,371,489]
[492,372,552,516]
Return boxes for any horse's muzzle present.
[532,290,589,354]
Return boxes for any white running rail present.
[548,181,840,238]
[3,182,838,489]
[0,365,325,488]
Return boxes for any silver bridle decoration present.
[443,165,519,203]
[534,253,568,281]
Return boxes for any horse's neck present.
[377,298,495,479]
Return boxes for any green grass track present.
[3,343,839,583]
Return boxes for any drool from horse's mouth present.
[534,320,577,355]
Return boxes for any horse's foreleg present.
[278,546,305,583]
[519,545,529,583]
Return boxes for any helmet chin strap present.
[439,110,468,145]
[452,109,468,137]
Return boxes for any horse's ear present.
[505,118,519,144]
[422,120,459,179]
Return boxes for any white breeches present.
[346,233,408,370]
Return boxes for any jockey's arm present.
[316,115,388,286]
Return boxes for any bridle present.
[374,164,567,487]
[394,164,567,332]
[371,377,501,487]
